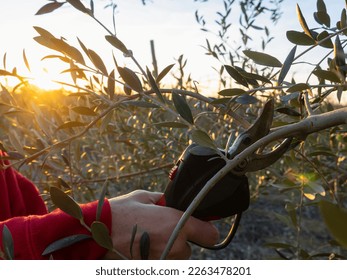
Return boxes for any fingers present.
[183,216,220,248]
[127,190,163,204]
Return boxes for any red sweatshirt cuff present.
[1,199,112,260]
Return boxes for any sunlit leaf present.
[88,49,108,76]
[218,88,246,96]
[117,67,143,93]
[156,64,175,83]
[96,181,108,221]
[314,11,331,27]
[314,0,330,27]
[36,2,65,15]
[286,83,310,93]
[33,26,55,39]
[317,0,327,12]
[240,71,272,84]
[313,69,341,83]
[317,31,333,48]
[303,182,326,200]
[278,46,296,85]
[57,121,86,130]
[210,97,230,105]
[296,4,314,39]
[42,234,91,256]
[105,35,128,54]
[234,66,259,86]
[243,50,282,67]
[107,69,115,100]
[22,49,31,72]
[190,129,217,150]
[50,38,85,65]
[224,65,248,87]
[2,225,14,260]
[72,106,97,116]
[286,30,316,46]
[334,35,346,67]
[320,201,347,248]
[276,107,301,117]
[146,67,165,103]
[57,177,71,190]
[235,94,258,104]
[66,0,89,14]
[172,91,194,125]
[140,232,150,260]
[91,221,113,250]
[50,186,83,221]
[338,9,347,34]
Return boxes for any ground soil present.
[190,191,346,260]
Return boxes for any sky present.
[0,0,343,93]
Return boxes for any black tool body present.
[157,144,250,220]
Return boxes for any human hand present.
[105,190,219,259]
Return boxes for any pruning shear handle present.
[157,99,292,250]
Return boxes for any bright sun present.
[29,66,63,90]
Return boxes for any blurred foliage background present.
[1,0,347,259]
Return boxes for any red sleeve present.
[1,200,112,260]
[0,151,112,260]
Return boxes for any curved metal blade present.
[245,137,292,173]
[228,98,275,158]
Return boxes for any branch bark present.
[160,106,347,259]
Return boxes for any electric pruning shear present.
[157,99,292,250]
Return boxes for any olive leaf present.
[96,180,108,221]
[117,67,143,93]
[218,88,246,96]
[190,129,217,150]
[91,221,113,251]
[243,50,282,67]
[36,1,65,15]
[107,69,115,100]
[42,234,91,256]
[50,38,85,65]
[286,83,310,93]
[87,49,108,76]
[312,70,341,83]
[235,94,259,104]
[313,0,330,27]
[296,4,314,39]
[224,65,249,87]
[320,201,347,248]
[105,35,129,55]
[172,91,194,125]
[140,232,150,260]
[286,30,316,46]
[49,186,83,221]
[156,64,175,83]
[146,66,165,103]
[72,106,97,116]
[278,46,296,85]
[130,224,137,259]
[22,49,31,72]
[317,31,333,49]
[66,0,89,14]
[2,225,14,260]
[57,121,87,130]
